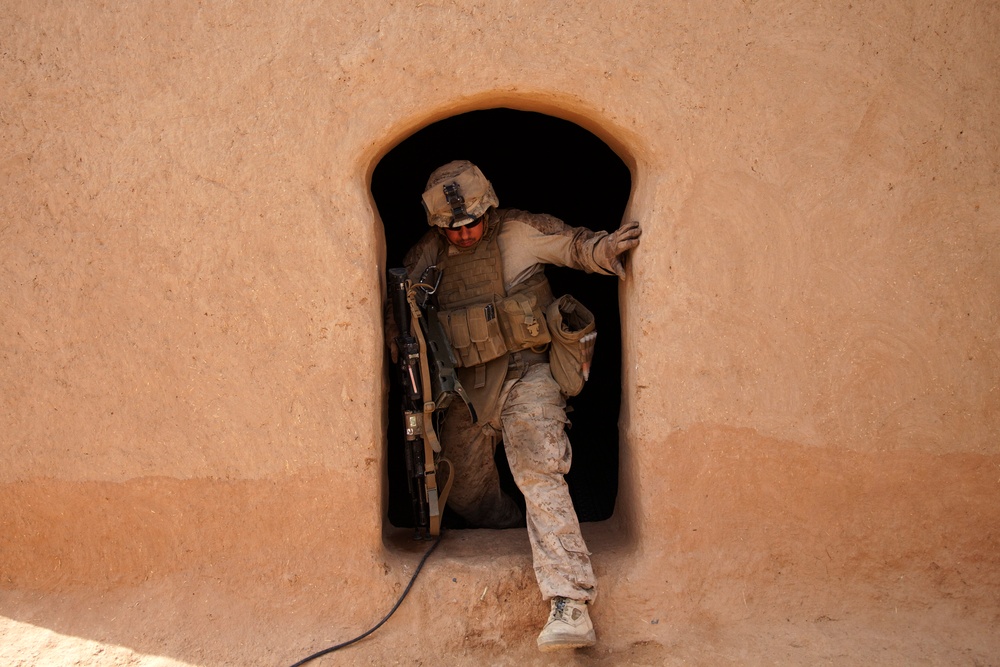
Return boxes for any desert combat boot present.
[536,596,596,651]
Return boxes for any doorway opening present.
[372,108,631,530]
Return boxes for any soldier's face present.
[443,216,485,249]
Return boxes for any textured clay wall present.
[2,1,998,665]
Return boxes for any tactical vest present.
[435,210,555,420]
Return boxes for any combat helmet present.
[421,160,499,228]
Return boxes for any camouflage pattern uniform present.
[399,207,614,602]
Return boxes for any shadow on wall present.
[371,108,632,530]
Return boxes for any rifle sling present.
[407,288,451,536]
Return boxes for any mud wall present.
[2,1,998,665]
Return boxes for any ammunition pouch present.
[439,285,552,368]
[438,299,505,367]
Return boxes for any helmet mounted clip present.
[442,181,473,228]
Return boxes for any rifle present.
[388,266,471,539]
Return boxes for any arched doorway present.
[372,108,631,529]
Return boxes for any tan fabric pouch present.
[499,291,552,352]
[546,295,597,397]
[440,301,507,367]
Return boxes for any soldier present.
[387,160,641,651]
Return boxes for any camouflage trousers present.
[440,362,597,602]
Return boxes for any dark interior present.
[372,108,631,528]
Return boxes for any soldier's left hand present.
[600,220,642,279]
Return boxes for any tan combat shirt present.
[401,208,615,292]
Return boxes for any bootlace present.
[551,597,569,621]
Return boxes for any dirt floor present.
[2,576,997,666]
[4,610,997,667]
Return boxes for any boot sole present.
[537,631,597,652]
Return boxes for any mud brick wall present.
[2,2,997,664]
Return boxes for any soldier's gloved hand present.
[597,220,642,279]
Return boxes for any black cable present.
[287,535,442,667]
